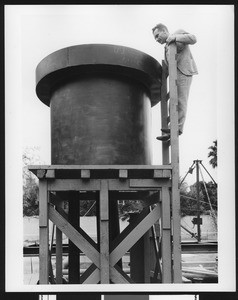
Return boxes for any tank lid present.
[36,44,162,106]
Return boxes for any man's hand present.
[166,34,176,45]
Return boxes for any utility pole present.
[195,160,202,242]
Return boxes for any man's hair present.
[152,23,169,33]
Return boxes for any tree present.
[208,140,217,168]
[180,180,217,217]
[23,147,40,216]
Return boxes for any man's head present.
[152,23,169,44]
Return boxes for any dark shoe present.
[156,134,170,141]
[162,128,183,135]
[161,128,170,134]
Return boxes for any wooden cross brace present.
[48,203,161,284]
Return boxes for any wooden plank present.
[161,60,170,164]
[29,164,172,171]
[37,169,46,179]
[39,180,48,227]
[109,179,170,191]
[39,228,49,284]
[39,180,49,284]
[48,179,100,191]
[129,179,170,188]
[163,170,171,178]
[143,231,151,283]
[168,43,182,283]
[56,226,62,283]
[110,206,151,252]
[81,169,90,179]
[110,265,133,284]
[49,205,100,268]
[119,169,128,178]
[161,186,172,283]
[110,205,161,266]
[153,169,163,178]
[55,197,64,284]
[46,169,55,178]
[99,180,110,283]
[68,192,80,283]
[110,190,150,201]
[80,264,100,284]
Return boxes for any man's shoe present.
[161,128,170,134]
[162,128,183,135]
[156,134,170,141]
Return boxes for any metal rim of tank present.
[35,44,162,107]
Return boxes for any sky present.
[5,4,235,293]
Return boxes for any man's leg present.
[177,70,193,134]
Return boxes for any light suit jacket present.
[165,29,198,76]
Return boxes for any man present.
[152,23,198,141]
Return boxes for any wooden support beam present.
[49,193,68,220]
[108,179,170,191]
[49,205,100,268]
[129,210,151,283]
[110,205,161,266]
[48,179,100,191]
[153,169,163,178]
[46,169,55,178]
[80,264,100,284]
[81,169,90,179]
[110,265,134,284]
[39,180,49,284]
[161,60,170,164]
[161,186,172,283]
[99,180,110,284]
[55,196,64,284]
[129,179,171,188]
[168,43,182,283]
[68,192,80,284]
[119,169,128,178]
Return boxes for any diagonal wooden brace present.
[49,205,100,268]
[110,204,161,266]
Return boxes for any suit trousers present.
[176,69,193,133]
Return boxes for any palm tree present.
[208,140,217,168]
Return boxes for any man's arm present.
[174,33,197,45]
[166,29,197,45]
[166,31,197,52]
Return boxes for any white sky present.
[5,4,235,293]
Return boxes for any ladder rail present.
[160,43,182,283]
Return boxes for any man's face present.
[153,28,168,44]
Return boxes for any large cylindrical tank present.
[36,44,162,165]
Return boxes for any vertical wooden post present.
[143,230,151,283]
[68,192,80,283]
[39,179,49,284]
[168,43,182,283]
[109,196,122,269]
[56,196,64,284]
[99,180,110,283]
[129,210,151,283]
[161,186,172,283]
[161,60,170,164]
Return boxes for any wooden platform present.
[29,164,175,284]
